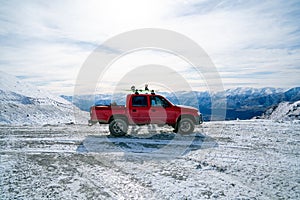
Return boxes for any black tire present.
[175,118,195,134]
[109,118,128,137]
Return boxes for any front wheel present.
[175,118,195,134]
[109,118,128,137]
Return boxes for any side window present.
[132,96,148,107]
[150,97,157,106]
[150,96,170,107]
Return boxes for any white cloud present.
[0,0,299,94]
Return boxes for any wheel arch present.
[109,115,128,124]
[176,114,196,124]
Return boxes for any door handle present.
[132,109,137,112]
[151,109,156,112]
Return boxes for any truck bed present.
[90,105,126,124]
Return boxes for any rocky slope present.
[262,100,300,121]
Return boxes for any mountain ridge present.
[0,71,88,125]
[61,86,300,121]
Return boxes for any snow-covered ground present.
[0,120,299,199]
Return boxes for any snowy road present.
[0,120,299,199]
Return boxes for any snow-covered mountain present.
[169,87,300,120]
[262,100,300,121]
[224,87,284,97]
[0,71,88,125]
[62,87,300,121]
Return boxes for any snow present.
[224,87,283,96]
[0,120,299,199]
[0,71,69,104]
[263,100,300,121]
[1,71,299,198]
[0,71,88,125]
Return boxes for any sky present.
[0,0,299,94]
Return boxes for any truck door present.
[149,96,173,124]
[129,95,150,124]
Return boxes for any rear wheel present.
[109,118,128,137]
[175,118,195,134]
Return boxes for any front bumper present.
[195,114,203,124]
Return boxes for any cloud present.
[166,0,300,90]
[0,0,299,94]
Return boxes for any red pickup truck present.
[88,93,203,136]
